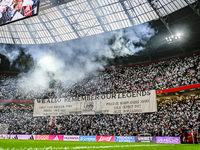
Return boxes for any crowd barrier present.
[0,134,181,144]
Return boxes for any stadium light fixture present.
[176,33,181,37]
[166,33,182,44]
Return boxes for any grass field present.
[0,139,199,150]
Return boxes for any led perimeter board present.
[0,0,39,26]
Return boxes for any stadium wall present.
[0,134,181,144]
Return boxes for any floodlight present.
[177,33,181,37]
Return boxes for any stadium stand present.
[0,54,200,144]
[1,0,200,149]
[0,54,200,100]
[0,96,199,144]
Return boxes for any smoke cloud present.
[0,45,21,65]
[0,23,156,98]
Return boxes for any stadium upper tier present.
[0,0,198,45]
[0,54,200,100]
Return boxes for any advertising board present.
[135,136,156,143]
[156,137,181,144]
[79,136,96,141]
[96,136,115,142]
[115,136,135,142]
[49,135,64,141]
[16,135,35,140]
[64,135,79,141]
[35,135,49,140]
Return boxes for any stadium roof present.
[0,0,198,45]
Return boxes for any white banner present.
[33,90,157,116]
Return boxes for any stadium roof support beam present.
[119,0,140,25]
[6,26,15,44]
[86,0,106,32]
[40,0,75,12]
[62,5,81,38]
[23,20,36,44]
[37,16,57,43]
[184,0,200,17]
[89,0,112,31]
[147,0,173,35]
[118,0,141,40]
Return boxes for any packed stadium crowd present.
[70,54,200,97]
[0,54,200,144]
[0,96,199,140]
[0,54,200,100]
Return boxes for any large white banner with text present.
[33,90,157,116]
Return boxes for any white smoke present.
[0,45,20,65]
[0,23,156,97]
[110,23,156,56]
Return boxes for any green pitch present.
[0,139,199,150]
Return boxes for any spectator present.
[0,96,199,138]
[0,54,200,100]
